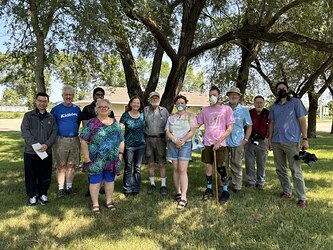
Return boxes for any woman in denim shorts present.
[165,95,197,209]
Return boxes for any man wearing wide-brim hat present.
[226,86,252,195]
[144,91,170,196]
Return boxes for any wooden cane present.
[214,149,219,204]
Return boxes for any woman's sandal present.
[92,205,101,214]
[175,193,182,202]
[177,199,187,209]
[105,202,116,211]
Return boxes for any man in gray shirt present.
[144,91,169,196]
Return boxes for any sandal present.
[92,205,100,214]
[177,199,187,209]
[105,202,116,211]
[175,193,182,202]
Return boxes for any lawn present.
[0,131,332,249]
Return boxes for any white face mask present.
[209,95,218,105]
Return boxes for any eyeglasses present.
[97,106,109,110]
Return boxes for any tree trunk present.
[307,93,318,138]
[331,118,333,134]
[236,39,261,97]
[143,44,164,106]
[116,39,143,98]
[160,57,188,112]
[35,37,46,93]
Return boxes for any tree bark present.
[307,92,318,138]
[160,57,188,112]
[116,39,143,98]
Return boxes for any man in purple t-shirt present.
[268,82,309,208]
[197,86,234,204]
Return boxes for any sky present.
[0,20,63,103]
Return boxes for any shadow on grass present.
[0,131,333,249]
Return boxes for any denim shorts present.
[89,171,115,184]
[166,141,192,161]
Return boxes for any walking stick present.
[213,149,219,204]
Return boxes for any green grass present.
[0,111,25,119]
[0,132,332,249]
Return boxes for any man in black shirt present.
[80,87,115,127]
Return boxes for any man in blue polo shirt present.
[51,85,81,197]
[268,82,309,208]
[226,86,252,195]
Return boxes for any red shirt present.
[249,108,270,139]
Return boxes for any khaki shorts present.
[201,146,228,166]
[53,136,80,167]
[145,137,166,164]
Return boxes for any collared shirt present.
[144,106,169,136]
[249,108,270,139]
[226,103,252,147]
[269,97,307,143]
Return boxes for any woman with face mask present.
[165,95,198,209]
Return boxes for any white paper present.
[32,143,48,160]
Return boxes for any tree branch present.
[265,0,310,31]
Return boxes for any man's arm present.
[268,121,274,150]
[299,116,309,150]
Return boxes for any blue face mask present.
[176,104,185,111]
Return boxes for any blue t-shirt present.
[268,97,307,143]
[51,103,81,136]
[226,103,252,147]
[120,111,145,147]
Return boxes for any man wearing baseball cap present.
[226,86,252,195]
[144,91,169,196]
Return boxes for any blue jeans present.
[123,145,146,194]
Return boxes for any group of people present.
[21,81,310,212]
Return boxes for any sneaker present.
[297,200,306,208]
[57,189,66,198]
[280,192,292,199]
[66,188,76,195]
[202,188,213,201]
[39,195,48,205]
[219,191,230,204]
[147,185,156,195]
[28,196,37,206]
[160,186,167,196]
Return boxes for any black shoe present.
[66,188,76,195]
[202,188,213,201]
[219,191,230,204]
[57,189,66,198]
[160,186,167,196]
[147,185,156,194]
[27,196,37,206]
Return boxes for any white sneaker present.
[28,196,37,206]
[39,195,48,205]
